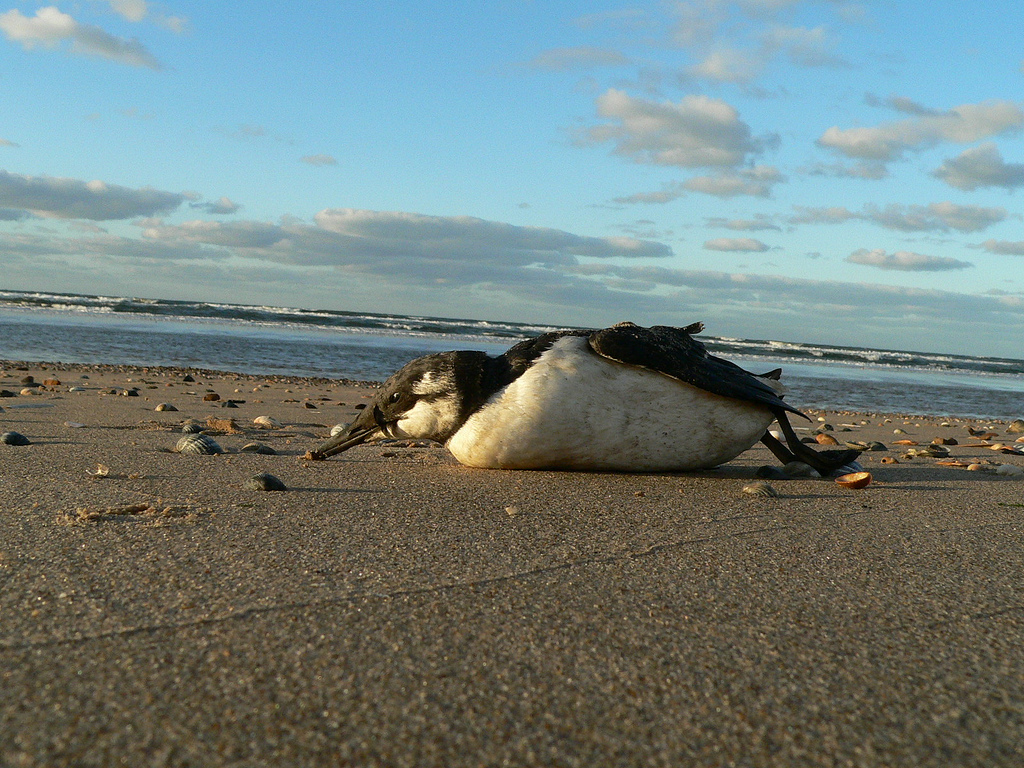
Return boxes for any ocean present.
[1,289,1023,420]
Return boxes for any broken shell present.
[742,481,779,498]
[880,456,899,464]
[815,433,840,445]
[1006,419,1024,434]
[155,403,178,412]
[835,471,871,489]
[240,442,277,455]
[175,434,223,455]
[244,472,287,491]
[330,424,348,437]
[253,415,282,430]
[181,420,204,433]
[1,431,31,446]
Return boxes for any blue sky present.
[2,1,1024,358]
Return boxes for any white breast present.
[446,336,776,471]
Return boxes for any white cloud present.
[522,46,630,71]
[761,25,847,68]
[791,202,1006,233]
[108,0,148,23]
[706,216,781,231]
[846,248,973,272]
[190,196,242,215]
[0,6,161,68]
[611,186,685,205]
[683,165,783,197]
[817,100,1024,161]
[582,89,764,168]
[933,143,1024,191]
[313,208,672,261]
[143,220,286,248]
[687,48,763,83]
[301,154,339,166]
[704,237,770,252]
[0,170,184,219]
[979,240,1024,256]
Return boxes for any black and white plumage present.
[307,322,860,473]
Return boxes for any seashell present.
[815,433,839,445]
[1,431,31,446]
[967,463,992,472]
[835,471,871,489]
[175,434,223,455]
[43,378,61,386]
[240,442,276,455]
[880,457,899,464]
[203,393,221,402]
[20,375,34,385]
[782,461,821,478]
[892,439,918,446]
[932,437,958,445]
[68,386,86,392]
[20,388,37,396]
[244,472,287,491]
[155,403,178,412]
[120,388,139,397]
[844,441,870,450]
[1005,419,1024,434]
[905,445,950,458]
[996,464,1024,477]
[742,481,779,498]
[253,415,282,430]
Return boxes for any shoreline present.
[3,360,1024,765]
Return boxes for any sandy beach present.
[2,359,1023,766]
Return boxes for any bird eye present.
[389,392,403,403]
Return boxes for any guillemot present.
[306,322,860,473]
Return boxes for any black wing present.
[587,322,805,418]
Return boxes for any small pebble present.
[782,461,821,478]
[244,472,287,491]
[155,403,178,412]
[996,464,1024,477]
[1,431,31,446]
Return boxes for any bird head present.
[306,350,489,460]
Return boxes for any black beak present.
[304,406,387,461]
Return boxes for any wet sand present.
[2,360,1023,766]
